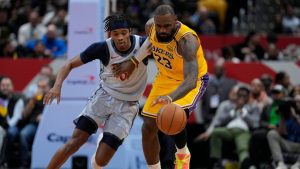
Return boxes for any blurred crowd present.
[0,0,300,61]
[0,0,300,169]
[0,0,68,59]
[184,59,300,169]
[0,65,56,168]
[118,0,300,35]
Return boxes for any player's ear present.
[174,15,178,21]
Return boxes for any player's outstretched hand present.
[112,60,136,81]
[43,85,61,105]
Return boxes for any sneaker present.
[291,162,300,169]
[174,152,191,169]
[275,161,287,169]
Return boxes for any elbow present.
[63,61,73,70]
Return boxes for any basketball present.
[156,103,187,135]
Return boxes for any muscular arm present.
[169,34,199,102]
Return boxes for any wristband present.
[166,95,173,102]
[130,56,138,67]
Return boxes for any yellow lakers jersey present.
[149,22,207,81]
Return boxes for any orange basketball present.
[156,103,187,135]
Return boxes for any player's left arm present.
[169,33,199,101]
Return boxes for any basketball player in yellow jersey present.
[113,5,209,169]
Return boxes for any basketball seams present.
[167,104,176,135]
[178,105,186,132]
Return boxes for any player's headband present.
[110,22,130,31]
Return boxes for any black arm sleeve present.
[80,42,110,66]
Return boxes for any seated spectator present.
[275,71,292,97]
[30,40,51,58]
[0,7,16,57]
[200,86,260,169]
[202,59,237,123]
[249,78,272,112]
[24,65,54,99]
[0,77,25,166]
[232,31,265,61]
[17,77,51,168]
[18,11,46,47]
[221,46,240,63]
[267,100,300,169]
[249,84,286,168]
[27,24,67,58]
[260,74,273,96]
[197,0,228,32]
[282,4,300,35]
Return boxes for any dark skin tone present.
[44,28,132,169]
[113,13,200,165]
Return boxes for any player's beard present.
[156,28,177,42]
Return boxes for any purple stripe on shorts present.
[188,73,209,111]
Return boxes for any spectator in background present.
[18,77,51,168]
[195,85,239,142]
[207,86,260,169]
[24,65,54,99]
[0,77,25,166]
[18,10,46,47]
[260,74,273,96]
[275,71,292,97]
[264,33,284,61]
[267,100,300,169]
[1,40,19,58]
[232,31,265,61]
[27,24,67,58]
[0,7,16,57]
[250,78,272,112]
[197,0,228,32]
[249,84,286,168]
[290,84,300,98]
[43,8,68,38]
[282,4,300,35]
[30,40,51,58]
[221,46,240,63]
[197,6,217,34]
[202,59,237,123]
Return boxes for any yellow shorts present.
[141,73,209,118]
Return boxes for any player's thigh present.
[104,100,139,140]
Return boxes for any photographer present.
[267,99,300,169]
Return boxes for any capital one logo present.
[66,75,97,85]
[74,27,94,34]
[47,133,97,145]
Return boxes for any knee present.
[94,153,108,167]
[95,158,108,167]
[267,130,280,140]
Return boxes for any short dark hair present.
[153,5,175,16]
[238,86,250,95]
[275,71,286,84]
[103,14,131,32]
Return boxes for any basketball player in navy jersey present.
[43,14,150,169]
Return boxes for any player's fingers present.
[151,99,158,106]
[57,95,61,104]
[44,93,52,105]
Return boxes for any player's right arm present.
[145,18,154,36]
[112,19,154,78]
[44,42,108,105]
[43,56,84,105]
